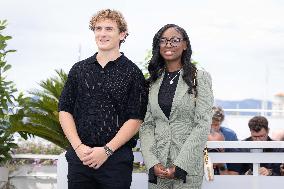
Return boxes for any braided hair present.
[147,24,197,96]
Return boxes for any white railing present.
[12,154,58,160]
[7,154,57,189]
[203,141,284,189]
[224,109,284,113]
[224,108,284,118]
[7,141,284,189]
[57,141,284,189]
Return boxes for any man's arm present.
[59,111,91,160]
[106,119,142,151]
[59,111,81,149]
[81,119,142,169]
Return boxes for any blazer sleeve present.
[173,70,214,175]
[139,102,160,171]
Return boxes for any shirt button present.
[100,70,105,74]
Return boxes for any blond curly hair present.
[89,9,129,43]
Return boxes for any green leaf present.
[2,81,13,85]
[3,64,11,72]
[5,49,16,53]
[2,36,12,40]
[2,101,8,111]
[0,20,7,26]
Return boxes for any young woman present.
[140,24,214,189]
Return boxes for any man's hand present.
[154,163,168,178]
[81,147,108,169]
[280,164,284,176]
[259,167,272,176]
[75,144,92,161]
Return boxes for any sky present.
[1,0,284,101]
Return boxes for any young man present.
[238,116,282,176]
[58,9,147,189]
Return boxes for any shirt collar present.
[91,52,125,65]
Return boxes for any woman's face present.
[159,27,187,63]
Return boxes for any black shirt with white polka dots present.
[58,53,148,147]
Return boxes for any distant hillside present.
[215,99,272,115]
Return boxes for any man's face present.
[93,19,126,51]
[211,120,221,132]
[251,128,269,141]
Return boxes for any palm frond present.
[11,69,69,149]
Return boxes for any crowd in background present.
[208,106,284,176]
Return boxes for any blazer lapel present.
[169,70,189,120]
[150,73,169,122]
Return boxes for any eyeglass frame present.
[159,37,185,47]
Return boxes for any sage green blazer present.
[140,69,214,177]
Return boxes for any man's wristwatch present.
[103,145,114,157]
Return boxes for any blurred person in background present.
[207,130,239,175]
[271,128,284,176]
[271,129,284,141]
[211,106,238,141]
[238,116,282,176]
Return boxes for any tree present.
[9,69,70,149]
[0,20,18,165]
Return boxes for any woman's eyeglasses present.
[159,37,184,47]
